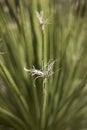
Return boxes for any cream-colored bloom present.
[24,60,55,80]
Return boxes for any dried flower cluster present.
[24,60,56,82]
[36,11,49,32]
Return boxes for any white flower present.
[24,60,56,81]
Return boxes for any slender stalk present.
[42,30,45,67]
[41,27,47,130]
[41,82,47,130]
[36,11,48,129]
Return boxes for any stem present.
[42,30,45,67]
[41,84,47,130]
[41,28,47,129]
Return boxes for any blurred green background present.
[0,0,87,130]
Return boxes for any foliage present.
[0,0,87,130]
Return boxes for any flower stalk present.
[42,28,45,67]
[36,11,48,129]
